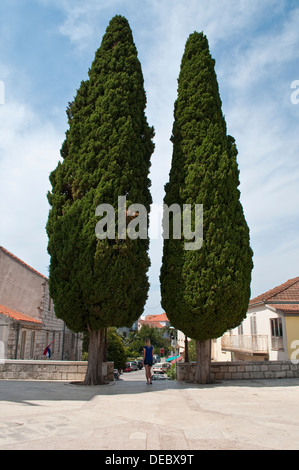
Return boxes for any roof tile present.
[145,313,169,323]
[250,277,299,305]
[0,304,43,324]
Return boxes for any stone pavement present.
[0,369,299,450]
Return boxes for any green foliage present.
[46,16,154,333]
[122,324,170,357]
[160,32,253,342]
[187,339,197,362]
[123,332,144,357]
[107,328,128,370]
[138,324,165,350]
[166,363,176,380]
[82,328,128,369]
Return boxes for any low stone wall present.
[0,360,114,382]
[177,361,299,382]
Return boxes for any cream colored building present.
[215,277,299,362]
[0,246,82,361]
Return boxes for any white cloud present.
[0,94,64,276]
[41,0,126,53]
[222,8,299,92]
[209,7,299,298]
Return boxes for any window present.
[52,333,55,354]
[20,331,26,359]
[30,331,35,359]
[250,315,257,336]
[270,318,284,350]
[238,323,244,335]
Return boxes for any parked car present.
[136,360,143,369]
[152,362,171,374]
[124,362,131,372]
[129,361,138,371]
[153,355,161,364]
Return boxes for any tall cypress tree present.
[46,16,154,384]
[160,32,253,383]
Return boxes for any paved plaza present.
[0,369,299,450]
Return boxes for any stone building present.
[0,246,82,361]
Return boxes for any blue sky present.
[0,0,298,317]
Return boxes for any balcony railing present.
[221,335,268,355]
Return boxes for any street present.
[0,370,299,450]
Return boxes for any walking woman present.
[143,338,153,384]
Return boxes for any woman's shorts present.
[144,360,153,366]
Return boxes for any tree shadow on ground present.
[1,374,298,406]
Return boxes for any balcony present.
[221,335,268,355]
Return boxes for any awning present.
[166,355,182,364]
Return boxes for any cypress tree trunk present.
[195,339,211,384]
[103,328,107,363]
[84,328,106,385]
